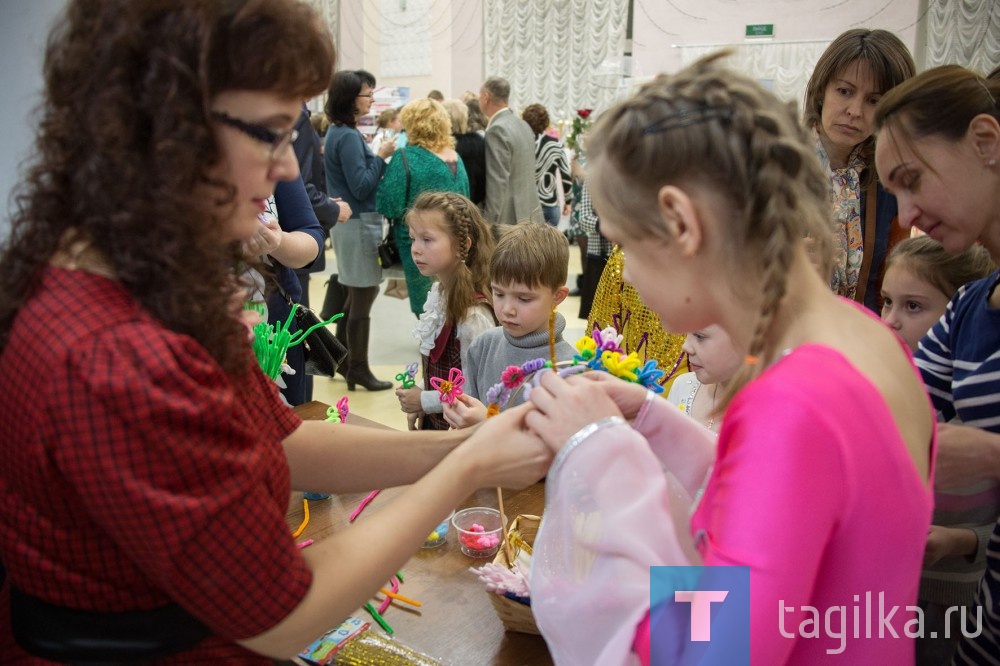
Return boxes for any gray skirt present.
[332,212,383,288]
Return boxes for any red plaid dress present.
[0,267,311,663]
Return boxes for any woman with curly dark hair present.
[0,0,550,662]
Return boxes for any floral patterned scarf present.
[816,136,866,301]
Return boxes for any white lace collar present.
[413,282,446,355]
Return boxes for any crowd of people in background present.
[5,1,1000,663]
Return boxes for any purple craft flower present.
[522,358,547,374]
[592,326,624,354]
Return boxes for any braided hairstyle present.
[586,52,835,407]
[408,192,495,325]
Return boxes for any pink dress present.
[531,344,934,665]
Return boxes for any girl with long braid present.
[395,192,496,430]
[516,54,935,664]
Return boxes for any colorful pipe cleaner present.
[429,367,465,405]
[395,361,418,389]
[484,326,666,415]
[324,397,349,424]
[252,307,343,380]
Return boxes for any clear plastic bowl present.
[452,507,503,558]
[422,511,454,549]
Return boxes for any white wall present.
[338,0,478,100]
[335,0,925,109]
[0,0,66,240]
[631,0,923,79]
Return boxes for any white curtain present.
[924,0,1000,74]
[677,41,831,109]
[305,0,340,55]
[484,0,628,126]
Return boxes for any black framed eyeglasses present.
[211,110,298,160]
[357,92,374,98]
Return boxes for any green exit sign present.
[746,23,774,37]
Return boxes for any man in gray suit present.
[479,77,544,228]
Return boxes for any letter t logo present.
[675,590,729,641]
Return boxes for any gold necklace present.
[704,384,719,432]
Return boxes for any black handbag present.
[377,222,400,268]
[377,148,410,269]
[273,280,347,377]
[294,304,347,377]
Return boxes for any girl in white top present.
[665,324,742,435]
[395,192,496,430]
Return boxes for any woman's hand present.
[924,525,977,567]
[241,213,283,258]
[377,138,397,160]
[334,198,352,222]
[524,370,623,454]
[457,402,551,489]
[395,386,422,413]
[443,394,487,429]
[935,423,1000,490]
[406,412,422,431]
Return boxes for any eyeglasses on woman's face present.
[210,110,298,161]
[357,92,375,99]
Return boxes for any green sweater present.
[375,145,470,315]
[375,145,469,220]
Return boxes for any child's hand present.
[459,403,551,489]
[395,386,422,413]
[924,525,977,567]
[524,370,623,454]
[577,371,651,420]
[443,394,487,429]
[406,411,422,431]
[241,213,283,258]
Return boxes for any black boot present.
[320,274,348,321]
[345,318,392,391]
[334,316,350,380]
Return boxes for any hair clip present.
[642,106,733,136]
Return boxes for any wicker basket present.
[487,513,541,635]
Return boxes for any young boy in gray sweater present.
[443,221,576,428]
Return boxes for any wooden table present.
[287,401,552,665]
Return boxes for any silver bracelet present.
[550,416,627,479]
[634,388,658,429]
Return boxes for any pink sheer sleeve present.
[531,416,698,665]
[634,391,716,496]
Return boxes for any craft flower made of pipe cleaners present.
[501,365,525,389]
[573,335,597,364]
[430,367,465,405]
[593,326,624,353]
[324,397,350,423]
[602,349,642,382]
[395,361,418,389]
[635,359,667,394]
